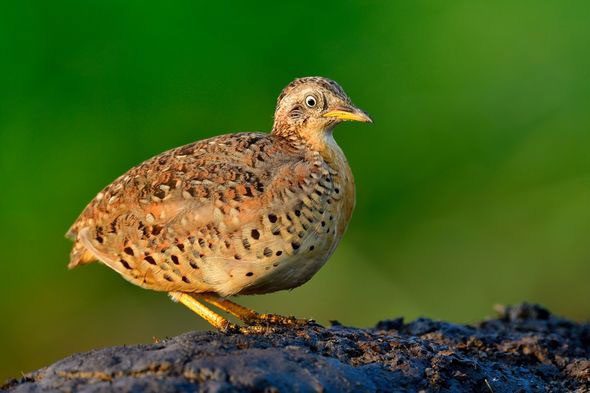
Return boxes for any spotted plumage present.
[66,76,372,329]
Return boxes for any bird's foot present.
[245,313,318,328]
[219,321,280,335]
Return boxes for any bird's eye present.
[305,95,317,108]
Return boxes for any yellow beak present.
[323,106,373,123]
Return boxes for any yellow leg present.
[197,293,258,322]
[198,293,313,327]
[168,291,235,331]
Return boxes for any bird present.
[66,76,372,331]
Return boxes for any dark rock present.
[375,317,404,331]
[2,303,589,392]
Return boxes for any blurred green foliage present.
[1,0,590,380]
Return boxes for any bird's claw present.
[245,313,318,328]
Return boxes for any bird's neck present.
[271,124,342,164]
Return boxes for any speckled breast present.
[236,142,356,295]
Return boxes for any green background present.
[1,0,589,381]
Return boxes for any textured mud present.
[3,304,589,392]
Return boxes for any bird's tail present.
[66,228,96,269]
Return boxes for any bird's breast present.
[237,137,355,295]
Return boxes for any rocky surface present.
[3,304,589,392]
